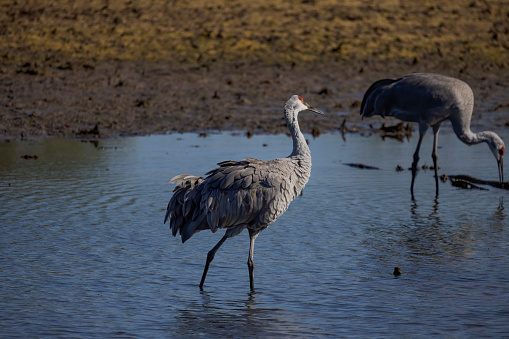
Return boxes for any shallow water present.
[1,131,509,337]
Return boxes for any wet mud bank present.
[1,0,509,139]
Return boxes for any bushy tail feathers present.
[165,174,208,243]
[360,78,397,118]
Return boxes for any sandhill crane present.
[360,73,505,196]
[164,95,324,290]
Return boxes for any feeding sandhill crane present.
[360,73,505,196]
[164,95,324,290]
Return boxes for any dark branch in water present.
[448,174,508,190]
[344,163,380,170]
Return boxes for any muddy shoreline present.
[2,59,509,140]
[1,0,509,140]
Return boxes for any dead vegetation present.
[1,0,509,139]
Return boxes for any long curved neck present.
[285,108,310,157]
[450,112,490,146]
[456,129,494,146]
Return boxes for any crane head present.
[488,134,505,185]
[286,95,324,116]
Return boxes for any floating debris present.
[344,163,380,170]
[311,126,321,138]
[339,119,353,141]
[393,267,402,276]
[450,178,488,190]
[395,165,404,172]
[340,119,347,134]
[379,122,413,141]
[20,154,38,160]
[449,174,508,190]
[97,146,117,150]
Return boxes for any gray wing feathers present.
[165,157,299,242]
[169,174,202,187]
[360,78,398,118]
[165,174,207,241]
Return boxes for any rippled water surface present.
[1,131,509,337]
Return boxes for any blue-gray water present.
[1,131,508,337]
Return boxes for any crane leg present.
[411,131,426,196]
[200,234,228,290]
[432,126,440,196]
[247,229,259,291]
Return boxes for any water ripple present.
[1,133,509,337]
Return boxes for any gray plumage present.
[164,95,324,290]
[360,73,505,196]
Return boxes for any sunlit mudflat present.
[1,131,508,337]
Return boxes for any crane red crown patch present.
[500,147,505,156]
[298,96,304,103]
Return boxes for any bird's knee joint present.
[247,259,254,268]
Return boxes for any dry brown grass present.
[1,0,508,67]
[2,0,509,139]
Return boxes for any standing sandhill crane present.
[164,95,324,290]
[360,73,505,196]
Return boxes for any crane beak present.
[305,104,325,115]
[498,157,504,187]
